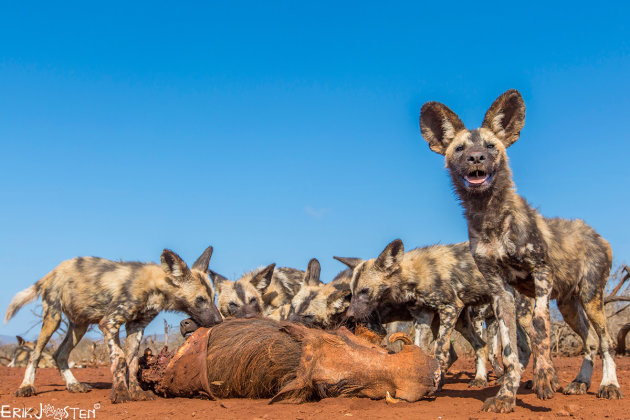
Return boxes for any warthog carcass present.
[138,318,440,403]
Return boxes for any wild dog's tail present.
[5,284,40,324]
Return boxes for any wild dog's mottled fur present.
[210,265,304,318]
[8,336,56,368]
[420,89,620,412]
[337,240,532,388]
[4,246,222,403]
[287,259,353,329]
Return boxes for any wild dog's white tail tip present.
[4,285,38,324]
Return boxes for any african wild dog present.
[8,336,56,368]
[210,265,304,318]
[336,239,531,388]
[420,89,620,412]
[287,258,354,329]
[4,246,222,403]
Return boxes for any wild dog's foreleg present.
[16,307,61,397]
[456,306,488,388]
[125,318,156,401]
[433,305,463,389]
[411,309,434,351]
[557,297,597,395]
[582,294,623,399]
[54,322,91,393]
[99,317,130,403]
[481,281,521,413]
[530,266,558,400]
[515,296,533,372]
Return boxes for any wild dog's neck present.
[454,164,518,235]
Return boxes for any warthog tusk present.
[388,332,413,345]
[386,391,401,404]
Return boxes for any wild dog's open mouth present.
[463,170,493,188]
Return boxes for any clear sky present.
[1,1,629,338]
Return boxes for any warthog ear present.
[269,377,310,404]
[420,101,466,155]
[192,246,213,272]
[482,89,526,148]
[16,336,25,346]
[161,249,192,286]
[250,263,276,292]
[333,256,363,270]
[375,239,404,273]
[303,259,321,287]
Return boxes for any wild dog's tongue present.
[466,175,487,184]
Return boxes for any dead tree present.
[606,266,630,354]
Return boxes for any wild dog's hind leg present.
[125,319,156,401]
[530,266,558,400]
[582,295,623,399]
[16,306,61,397]
[456,306,488,388]
[557,297,597,395]
[99,318,131,403]
[54,322,92,393]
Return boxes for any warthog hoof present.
[563,381,588,395]
[110,384,132,404]
[598,384,623,399]
[468,377,488,388]
[15,385,36,397]
[68,382,92,393]
[481,395,515,413]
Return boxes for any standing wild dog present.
[336,239,531,388]
[419,89,620,412]
[210,265,304,318]
[4,246,222,403]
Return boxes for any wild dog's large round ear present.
[333,256,363,270]
[303,258,321,287]
[208,269,228,292]
[192,245,213,272]
[161,249,192,285]
[482,89,526,148]
[420,101,466,155]
[16,336,25,346]
[375,239,404,273]
[251,263,276,292]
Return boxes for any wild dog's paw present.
[598,384,623,400]
[468,377,488,388]
[110,384,132,404]
[68,382,92,393]
[130,388,156,401]
[563,381,588,395]
[481,395,515,413]
[533,367,557,400]
[15,385,36,397]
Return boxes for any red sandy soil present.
[1,357,629,419]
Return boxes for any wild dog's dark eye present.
[359,288,369,296]
[228,302,238,309]
[486,144,495,149]
[249,297,257,304]
[195,296,208,305]
[455,145,464,152]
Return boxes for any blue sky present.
[1,1,629,338]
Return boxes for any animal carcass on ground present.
[138,318,440,403]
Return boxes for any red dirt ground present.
[1,357,629,419]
